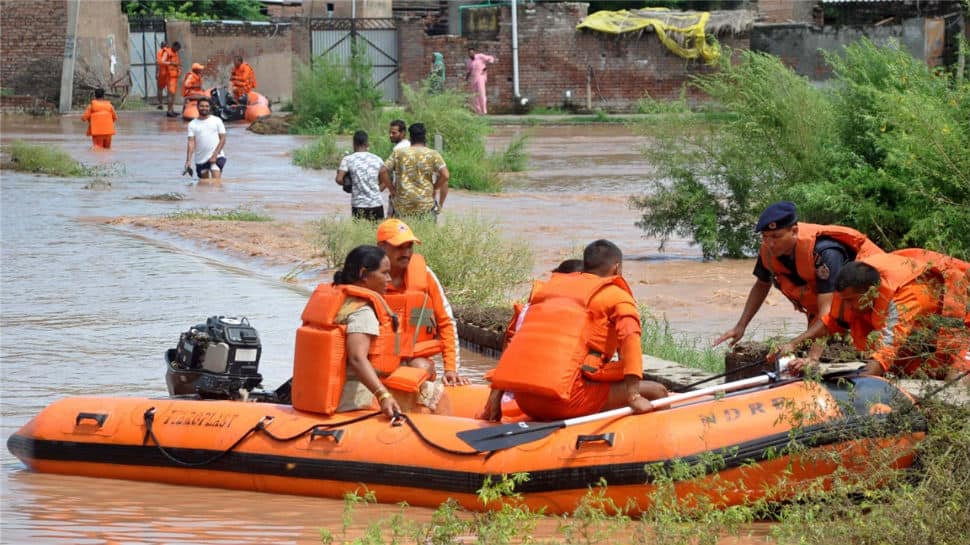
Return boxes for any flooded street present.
[1,112,797,543]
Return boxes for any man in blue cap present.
[713,201,884,360]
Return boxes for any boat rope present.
[141,407,267,467]
[392,413,483,456]
[258,411,384,442]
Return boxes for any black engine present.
[208,87,247,122]
[166,316,263,399]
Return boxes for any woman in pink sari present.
[465,47,496,115]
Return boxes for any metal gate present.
[127,17,166,100]
[310,18,399,102]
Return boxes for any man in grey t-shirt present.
[336,130,386,221]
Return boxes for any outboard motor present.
[165,316,263,399]
[208,87,246,122]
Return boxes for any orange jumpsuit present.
[492,272,643,421]
[182,72,204,98]
[81,99,117,149]
[162,49,181,94]
[230,63,257,98]
[822,251,970,378]
[156,46,170,94]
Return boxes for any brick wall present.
[398,2,749,112]
[0,0,68,103]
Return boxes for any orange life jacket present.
[502,279,547,350]
[489,273,633,401]
[759,223,884,318]
[832,251,970,354]
[156,47,170,84]
[81,99,116,136]
[182,72,204,97]
[383,254,443,359]
[291,284,401,415]
[163,49,181,78]
[231,63,257,96]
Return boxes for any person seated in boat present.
[230,55,257,100]
[376,219,468,388]
[331,245,451,417]
[480,240,668,422]
[503,258,584,349]
[182,63,207,98]
[783,249,969,383]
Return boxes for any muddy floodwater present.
[1,112,798,543]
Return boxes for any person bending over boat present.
[783,249,969,383]
[714,201,884,362]
[481,240,668,421]
[376,219,468,388]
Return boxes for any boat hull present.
[7,376,925,514]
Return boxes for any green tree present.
[122,0,266,21]
[632,40,970,260]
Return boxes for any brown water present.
[0,112,796,543]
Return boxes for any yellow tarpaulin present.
[576,8,721,65]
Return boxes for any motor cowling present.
[166,316,263,399]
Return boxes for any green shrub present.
[5,140,100,177]
[291,132,343,169]
[631,40,970,260]
[291,38,383,134]
[312,214,533,307]
[488,133,530,173]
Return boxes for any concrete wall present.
[398,2,749,112]
[165,20,297,104]
[0,0,68,103]
[751,18,939,80]
[74,0,130,103]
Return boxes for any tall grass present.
[291,132,342,169]
[5,140,100,177]
[640,311,725,373]
[312,214,533,307]
[291,38,383,134]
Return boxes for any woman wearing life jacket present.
[714,201,884,361]
[81,88,117,149]
[786,250,969,382]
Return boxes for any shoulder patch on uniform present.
[816,263,830,281]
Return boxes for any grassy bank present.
[3,140,111,177]
[168,207,273,222]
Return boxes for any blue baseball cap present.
[755,201,798,232]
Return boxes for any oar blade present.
[457,421,563,452]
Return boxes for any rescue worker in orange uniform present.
[182,63,206,98]
[161,42,182,117]
[230,56,257,100]
[155,41,169,108]
[714,201,884,360]
[376,219,467,393]
[785,250,969,382]
[482,240,668,422]
[81,88,117,149]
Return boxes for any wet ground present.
[0,111,799,543]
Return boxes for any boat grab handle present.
[310,428,345,444]
[575,432,615,449]
[76,412,108,428]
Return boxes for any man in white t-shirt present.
[336,130,386,220]
[184,97,227,180]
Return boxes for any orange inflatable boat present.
[7,371,925,514]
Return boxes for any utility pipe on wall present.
[511,0,520,98]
